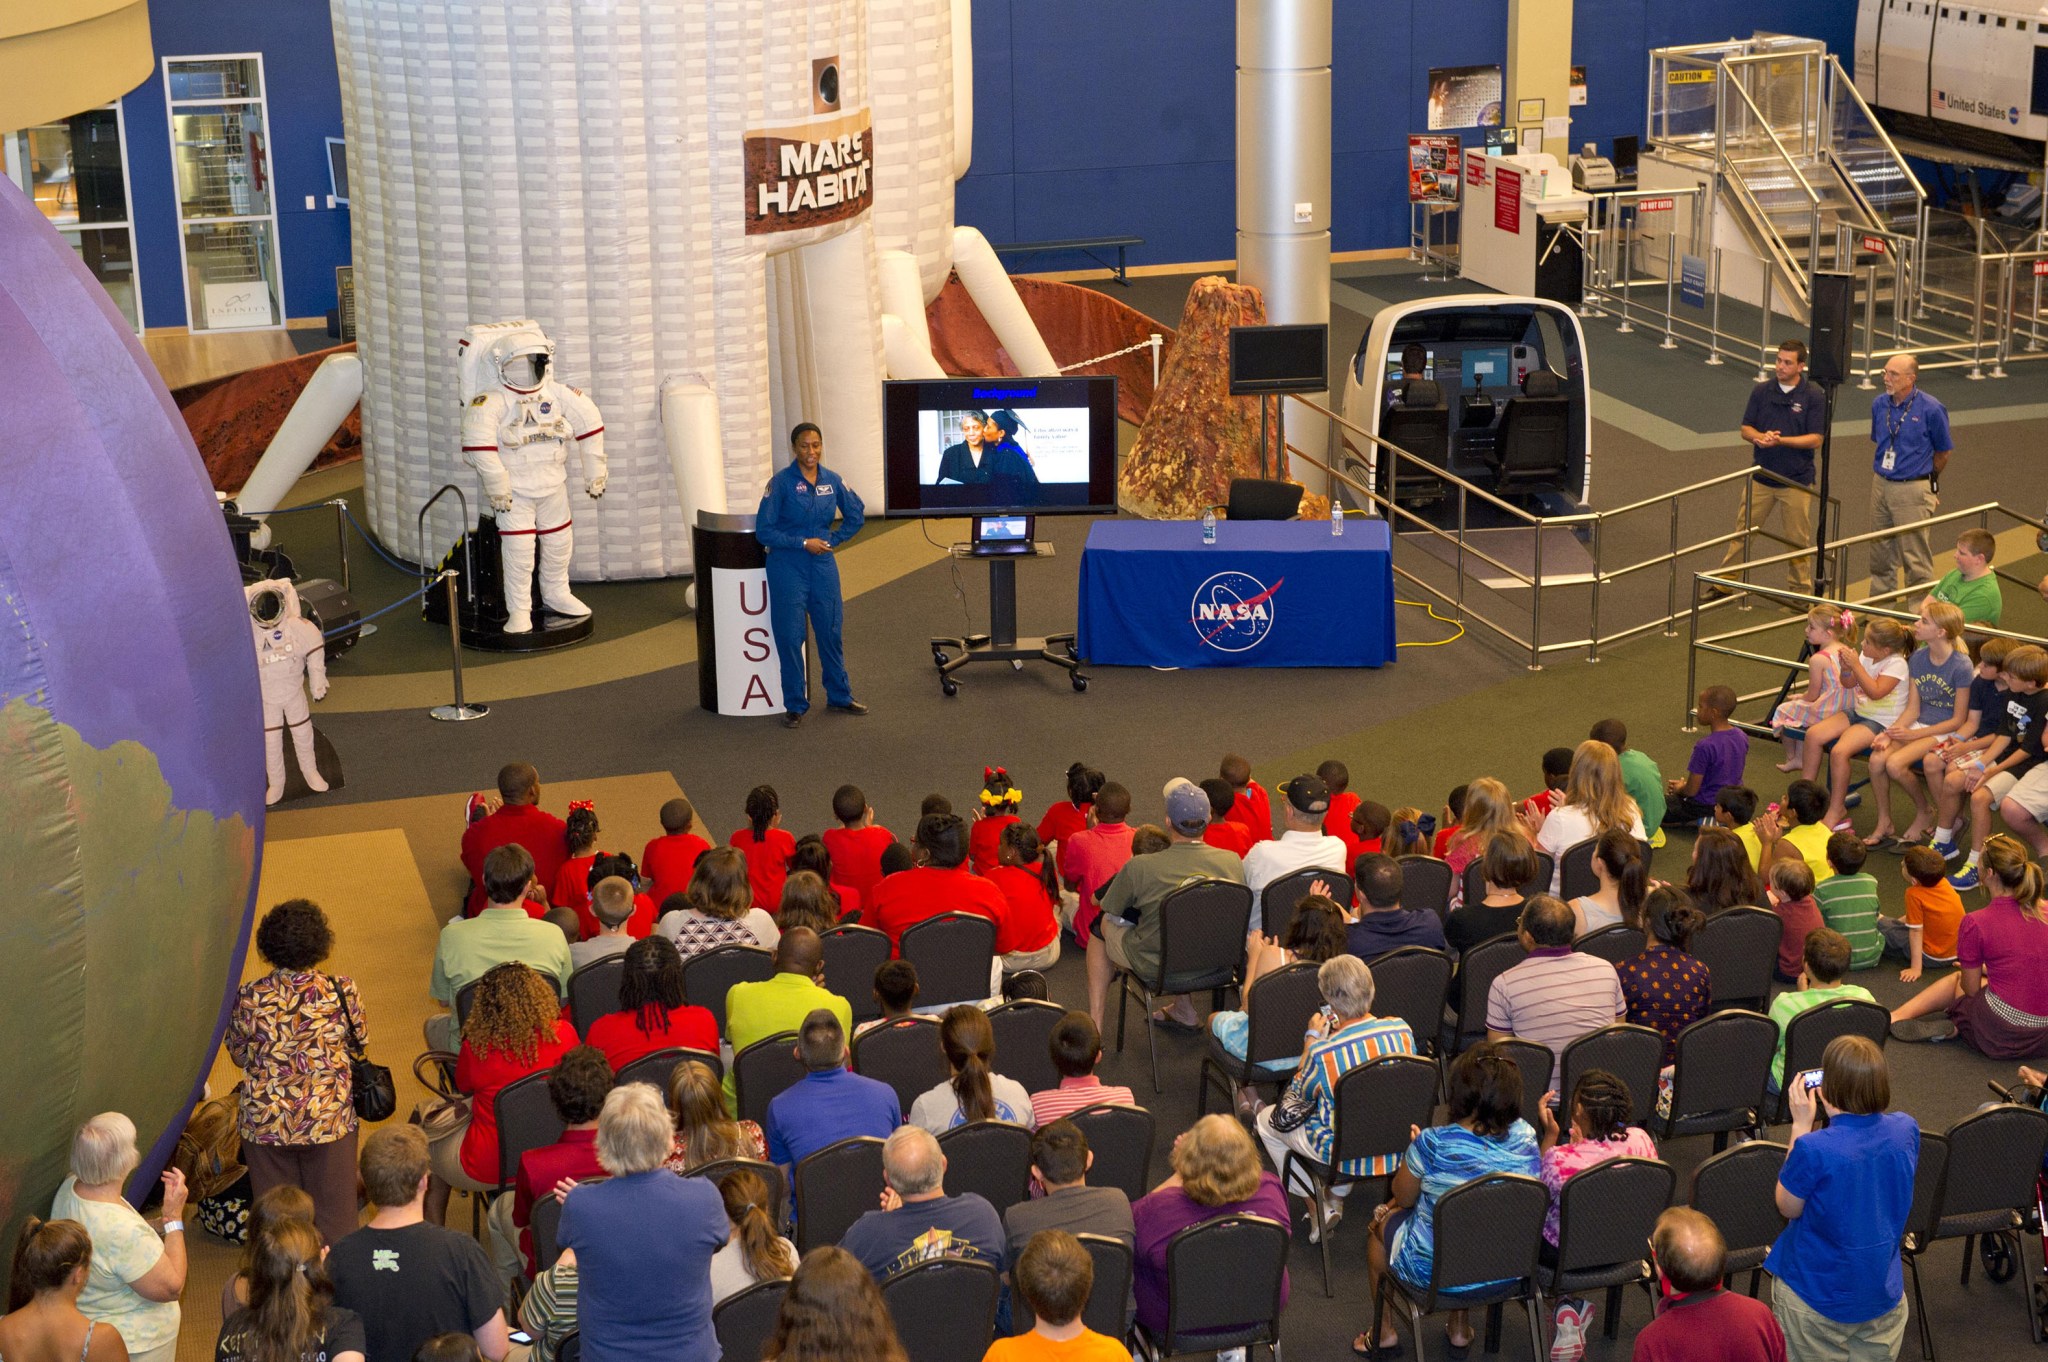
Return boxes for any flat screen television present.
[1228,323,1329,395]
[881,376,1119,518]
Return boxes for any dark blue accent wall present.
[958,0,1859,270]
[119,0,346,329]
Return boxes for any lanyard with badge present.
[1879,398,1907,474]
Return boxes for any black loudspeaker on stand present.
[1806,270,1853,595]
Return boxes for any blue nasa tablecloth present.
[1076,519,1396,668]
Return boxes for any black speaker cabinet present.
[1808,271,1854,386]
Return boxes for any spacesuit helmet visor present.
[497,336,554,390]
[249,586,287,627]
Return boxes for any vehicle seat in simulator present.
[1486,368,1570,495]
[1380,378,1449,501]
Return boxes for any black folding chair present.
[1771,999,1890,1123]
[1396,856,1455,920]
[1559,1024,1666,1128]
[1460,852,1553,911]
[1495,1038,1556,1112]
[1007,1232,1134,1341]
[614,1046,721,1093]
[1692,907,1780,1012]
[455,980,480,1029]
[1277,1054,1438,1295]
[566,955,627,1034]
[732,1031,806,1125]
[557,1332,579,1362]
[1557,838,1602,902]
[1260,866,1353,940]
[1369,1174,1549,1362]
[1543,1157,1676,1339]
[850,1016,948,1117]
[1901,1131,1951,1361]
[938,1120,1035,1216]
[529,1173,605,1274]
[713,1278,788,1362]
[901,912,998,1005]
[987,998,1067,1097]
[794,1135,887,1254]
[882,1257,1000,1362]
[682,943,775,1035]
[1366,948,1452,1058]
[687,1157,790,1236]
[1446,934,1526,1053]
[1113,879,1254,1092]
[1197,961,1321,1116]
[1658,1010,1777,1149]
[1574,924,1645,965]
[1687,1141,1788,1293]
[1905,1106,2048,1358]
[1133,1214,1290,1361]
[820,924,894,1023]
[496,1068,567,1191]
[1069,1103,1156,1204]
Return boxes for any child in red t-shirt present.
[1320,759,1361,845]
[1347,800,1391,871]
[1766,856,1826,983]
[971,767,1025,873]
[1036,762,1105,882]
[986,823,1061,968]
[551,802,602,915]
[1522,747,1574,824]
[1220,752,1273,843]
[823,783,896,899]
[1431,784,1468,858]
[641,797,711,909]
[731,784,796,910]
[1200,778,1256,856]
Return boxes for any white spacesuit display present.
[246,579,329,805]
[459,326,608,633]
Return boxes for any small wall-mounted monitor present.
[881,376,1119,518]
[1228,323,1329,395]
[326,137,348,206]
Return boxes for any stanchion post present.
[330,499,351,592]
[1969,254,1987,379]
[1617,208,1634,334]
[429,570,488,722]
[1588,516,1604,663]
[1706,248,1724,365]
[1683,580,1702,732]
[1993,260,2014,378]
[1665,495,1682,636]
[1859,260,1879,390]
[1528,524,1544,672]
[1757,269,1774,382]
[1149,334,1162,389]
[1661,228,1678,349]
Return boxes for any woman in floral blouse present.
[224,899,367,1245]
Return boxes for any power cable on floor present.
[1395,597,1466,648]
[919,519,977,632]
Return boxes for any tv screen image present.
[882,377,1119,518]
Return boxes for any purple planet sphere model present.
[0,177,265,1240]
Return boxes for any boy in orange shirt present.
[1880,844,1963,982]
[983,1229,1131,1362]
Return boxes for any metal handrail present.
[1821,54,1926,207]
[417,483,477,597]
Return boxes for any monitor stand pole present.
[928,543,1089,695]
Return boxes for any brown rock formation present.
[174,344,362,492]
[924,276,1173,427]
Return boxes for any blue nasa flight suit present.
[756,459,865,714]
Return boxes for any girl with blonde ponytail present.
[1527,741,1648,893]
[1891,834,2048,1056]
[216,1218,362,1362]
[709,1170,797,1306]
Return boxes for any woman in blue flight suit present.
[757,422,868,728]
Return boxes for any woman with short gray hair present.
[51,1113,186,1362]
[1255,955,1419,1236]
[557,1085,729,1362]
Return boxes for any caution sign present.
[1667,69,1716,85]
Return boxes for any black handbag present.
[328,974,397,1122]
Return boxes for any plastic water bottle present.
[1330,500,1344,536]
[1202,508,1217,545]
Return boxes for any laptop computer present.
[969,514,1035,556]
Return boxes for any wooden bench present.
[989,235,1143,286]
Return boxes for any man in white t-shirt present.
[1243,774,1350,938]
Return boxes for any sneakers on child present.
[1549,1297,1593,1362]
[1948,865,1980,891]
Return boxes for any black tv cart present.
[929,542,1088,694]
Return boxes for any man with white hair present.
[1869,352,1954,598]
[51,1113,186,1362]
[1255,956,1417,1239]
[839,1125,1007,1283]
[559,1084,727,1362]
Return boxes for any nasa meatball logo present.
[1191,571,1282,653]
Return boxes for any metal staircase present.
[1648,35,1924,319]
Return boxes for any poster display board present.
[1427,65,1503,130]
[1408,135,1461,203]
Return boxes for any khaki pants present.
[1774,1278,1909,1362]
[486,1190,526,1286]
[1869,476,1938,599]
[1721,477,1815,592]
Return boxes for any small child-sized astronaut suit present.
[459,326,607,634]
[247,579,328,805]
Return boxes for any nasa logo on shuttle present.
[1191,571,1282,653]
[2013,106,2023,125]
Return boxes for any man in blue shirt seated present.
[1869,353,1955,599]
[1345,854,1446,959]
[840,1125,1008,1283]
[764,1008,901,1167]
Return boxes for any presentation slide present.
[918,408,1091,487]
[881,377,1118,518]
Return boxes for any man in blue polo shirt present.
[1718,339,1826,595]
[1870,352,1954,599]
[763,1008,901,1167]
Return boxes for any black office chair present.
[732,1031,806,1125]
[1197,960,1321,1116]
[1380,379,1450,504]
[713,1279,789,1362]
[1687,1141,1789,1293]
[1559,1024,1666,1128]
[1368,1174,1549,1362]
[900,912,997,1006]
[566,955,628,1034]
[938,1120,1035,1216]
[1226,477,1304,522]
[987,999,1067,1097]
[1658,1010,1777,1149]
[1693,907,1782,1013]
[850,1016,948,1117]
[793,1136,887,1253]
[1486,369,1571,495]
[1362,948,1452,1057]
[681,943,774,1035]
[1069,1103,1156,1204]
[1261,867,1353,940]
[1543,1157,1676,1339]
[820,924,893,1022]
[882,1258,1000,1362]
[1133,1214,1290,1360]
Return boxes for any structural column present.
[1506,0,1573,153]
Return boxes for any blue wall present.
[120,0,346,329]
[958,0,1859,268]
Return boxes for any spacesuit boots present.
[266,698,326,805]
[536,523,589,620]
[495,487,587,634]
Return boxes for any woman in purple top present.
[558,1085,728,1362]
[1890,836,2048,1054]
[1615,888,1711,1067]
[1131,1114,1290,1337]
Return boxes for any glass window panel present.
[64,228,138,330]
[67,109,128,225]
[171,104,271,220]
[182,219,280,329]
[166,59,262,103]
